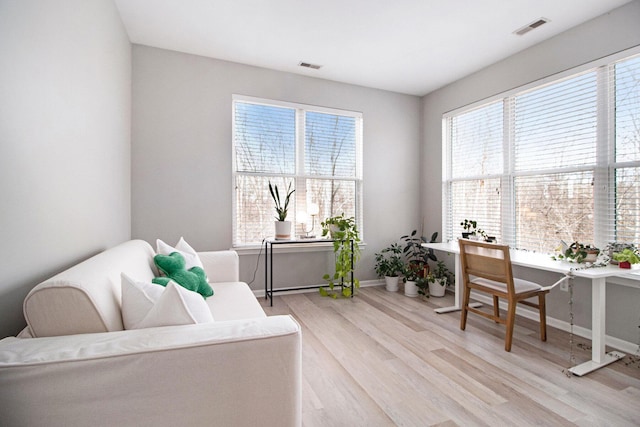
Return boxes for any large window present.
[444,51,640,252]
[233,96,363,246]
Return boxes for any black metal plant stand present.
[264,238,354,306]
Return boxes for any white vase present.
[428,278,446,297]
[404,280,418,297]
[384,276,399,292]
[274,221,292,240]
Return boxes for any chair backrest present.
[458,239,515,295]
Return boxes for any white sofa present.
[0,240,302,427]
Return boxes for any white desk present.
[424,241,640,376]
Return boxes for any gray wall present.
[131,46,422,291]
[0,0,131,338]
[421,1,640,343]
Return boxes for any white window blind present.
[444,50,640,253]
[612,55,640,244]
[233,96,363,246]
[513,71,598,251]
[445,101,503,241]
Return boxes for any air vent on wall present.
[514,17,549,36]
[299,61,322,70]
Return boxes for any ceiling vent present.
[514,18,549,36]
[299,62,322,70]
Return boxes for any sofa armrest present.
[199,250,239,282]
[0,315,301,427]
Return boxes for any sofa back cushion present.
[24,240,157,337]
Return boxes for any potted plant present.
[428,261,452,297]
[401,230,438,273]
[606,242,636,265]
[374,243,406,292]
[320,214,361,298]
[403,261,424,298]
[612,248,640,269]
[552,241,600,263]
[460,219,480,239]
[268,181,295,240]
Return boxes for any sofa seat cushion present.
[207,282,266,321]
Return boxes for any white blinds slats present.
[234,102,296,175]
[444,51,640,253]
[233,98,363,246]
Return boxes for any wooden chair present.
[458,239,550,352]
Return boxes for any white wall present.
[421,1,640,343]
[0,0,131,338]
[131,45,422,290]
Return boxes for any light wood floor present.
[260,286,640,427]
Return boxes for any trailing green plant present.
[414,274,435,297]
[551,241,600,263]
[374,243,406,278]
[320,214,361,298]
[268,180,294,221]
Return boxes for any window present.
[233,96,363,246]
[444,51,640,252]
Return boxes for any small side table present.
[264,238,354,306]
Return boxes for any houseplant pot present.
[268,180,294,240]
[429,260,452,298]
[375,243,405,293]
[385,276,400,292]
[428,277,446,297]
[612,248,639,269]
[274,220,292,240]
[404,280,418,297]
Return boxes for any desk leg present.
[568,277,625,376]
[435,253,482,314]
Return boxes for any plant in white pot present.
[268,181,295,240]
[428,261,452,298]
[375,243,406,292]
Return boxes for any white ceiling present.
[114,0,632,96]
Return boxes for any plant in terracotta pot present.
[268,180,295,240]
[401,230,437,275]
[612,248,640,269]
[375,243,406,292]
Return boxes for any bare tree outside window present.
[233,97,362,246]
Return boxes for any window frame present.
[232,95,364,248]
[442,46,640,251]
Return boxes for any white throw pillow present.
[156,237,205,273]
[121,273,214,330]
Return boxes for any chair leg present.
[493,296,500,321]
[538,293,547,342]
[505,301,516,352]
[460,285,471,331]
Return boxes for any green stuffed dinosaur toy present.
[152,252,213,298]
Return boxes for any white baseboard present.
[469,293,639,354]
